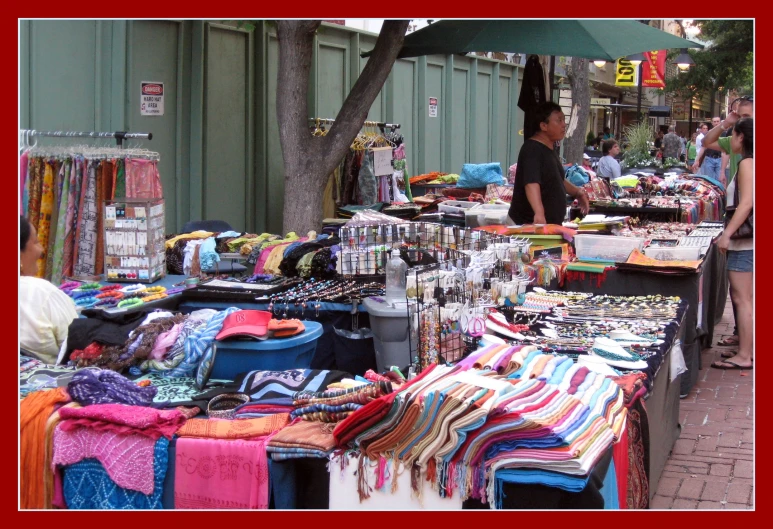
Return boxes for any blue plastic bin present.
[210,321,323,380]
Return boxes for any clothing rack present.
[21,129,153,148]
[308,118,401,132]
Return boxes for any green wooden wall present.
[20,20,525,234]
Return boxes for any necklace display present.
[266,278,385,317]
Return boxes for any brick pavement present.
[652,298,754,510]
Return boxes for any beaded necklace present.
[142,293,168,303]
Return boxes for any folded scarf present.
[174,436,272,509]
[176,414,290,439]
[67,369,157,406]
[58,404,186,439]
[53,425,157,494]
[62,437,168,509]
[267,420,337,452]
[20,388,71,509]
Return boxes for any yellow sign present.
[615,59,636,87]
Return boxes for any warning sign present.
[429,97,438,118]
[141,82,164,116]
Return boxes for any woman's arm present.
[718,158,754,251]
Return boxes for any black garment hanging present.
[518,55,548,140]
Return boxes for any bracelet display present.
[207,393,250,419]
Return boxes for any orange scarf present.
[176,414,290,439]
[20,388,70,509]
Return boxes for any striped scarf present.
[168,307,241,377]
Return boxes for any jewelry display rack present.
[103,198,166,283]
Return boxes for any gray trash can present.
[361,297,414,372]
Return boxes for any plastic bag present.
[565,164,590,187]
[457,163,504,188]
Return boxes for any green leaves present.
[664,20,753,100]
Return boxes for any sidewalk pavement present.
[652,297,754,509]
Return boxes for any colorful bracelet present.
[117,298,144,309]
[95,298,119,308]
[75,296,99,307]
[71,290,100,300]
[96,291,124,300]
[121,284,147,294]
[78,282,101,290]
[144,286,167,294]
[59,281,80,291]
[99,284,123,292]
[142,293,168,303]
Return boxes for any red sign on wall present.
[642,50,666,88]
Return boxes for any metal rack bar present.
[308,118,401,130]
[21,129,153,148]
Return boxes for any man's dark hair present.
[535,102,563,125]
[602,139,618,156]
[603,127,610,134]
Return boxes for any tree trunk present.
[276,20,410,235]
[564,56,590,166]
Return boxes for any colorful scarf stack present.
[329,350,627,508]
[266,419,337,460]
[290,381,393,422]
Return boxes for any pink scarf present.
[174,435,272,509]
[58,404,186,440]
[52,426,157,494]
[149,323,184,360]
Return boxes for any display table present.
[555,241,723,396]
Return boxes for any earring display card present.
[104,198,166,283]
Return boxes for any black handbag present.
[725,173,753,240]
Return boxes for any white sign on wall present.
[429,97,438,117]
[372,146,393,176]
[141,82,164,116]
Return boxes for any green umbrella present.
[362,19,702,59]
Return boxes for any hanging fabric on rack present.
[74,160,99,277]
[126,158,162,198]
[20,134,161,281]
[50,159,72,285]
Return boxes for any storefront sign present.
[615,59,636,87]
[141,82,164,116]
[429,97,438,117]
[591,98,611,106]
[642,50,666,88]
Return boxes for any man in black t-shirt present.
[508,102,590,225]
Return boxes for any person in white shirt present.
[19,215,78,364]
[596,140,621,179]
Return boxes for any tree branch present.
[318,20,410,174]
[276,20,320,164]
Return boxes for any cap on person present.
[216,310,272,340]
[583,153,591,160]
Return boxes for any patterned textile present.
[626,399,649,509]
[267,420,337,454]
[125,158,162,199]
[45,160,65,280]
[27,157,43,232]
[136,373,208,403]
[53,425,158,494]
[169,307,241,377]
[95,159,109,275]
[176,414,290,439]
[113,158,126,199]
[73,160,98,277]
[62,437,168,509]
[20,152,28,214]
[50,159,72,285]
[58,404,186,440]
[174,436,271,509]
[35,160,56,278]
[67,369,157,407]
[144,318,207,374]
